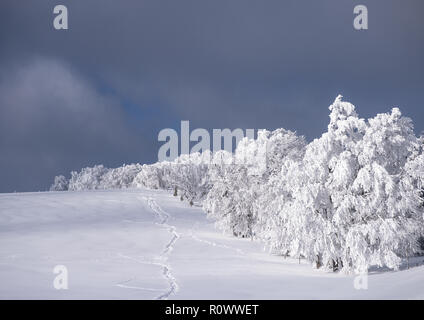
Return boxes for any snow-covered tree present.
[204,129,305,238]
[50,175,69,191]
[266,96,424,272]
[51,164,143,191]
[132,152,213,203]
[100,164,143,189]
[68,165,109,190]
[49,95,424,273]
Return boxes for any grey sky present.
[0,0,423,192]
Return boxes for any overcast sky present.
[0,0,423,192]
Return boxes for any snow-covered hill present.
[49,96,424,274]
[0,189,423,299]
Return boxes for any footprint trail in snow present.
[143,196,180,300]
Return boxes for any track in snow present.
[143,196,180,300]
[187,222,245,256]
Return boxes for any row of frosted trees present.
[52,96,424,272]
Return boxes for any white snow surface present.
[0,189,423,299]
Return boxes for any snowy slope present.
[0,189,423,299]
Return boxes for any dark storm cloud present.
[0,59,149,192]
[0,0,424,192]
